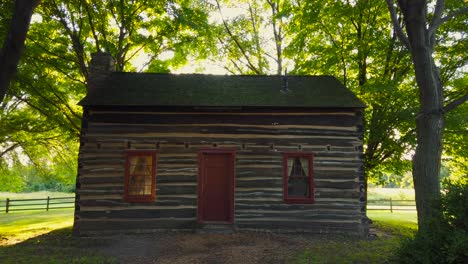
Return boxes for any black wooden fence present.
[367,198,416,213]
[0,196,75,213]
[0,196,414,213]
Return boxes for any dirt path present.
[93,231,313,264]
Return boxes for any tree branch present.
[385,0,411,50]
[440,6,468,25]
[440,6,468,24]
[0,0,40,103]
[0,142,22,159]
[83,0,101,51]
[428,0,445,36]
[444,92,468,113]
[215,0,261,74]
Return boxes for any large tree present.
[0,0,40,103]
[386,0,468,228]
[287,0,417,181]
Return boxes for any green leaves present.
[0,0,214,183]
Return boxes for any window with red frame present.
[283,153,314,204]
[124,151,156,202]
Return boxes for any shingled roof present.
[79,73,365,108]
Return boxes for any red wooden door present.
[199,151,235,223]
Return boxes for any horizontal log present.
[157,185,197,195]
[235,212,360,221]
[236,160,281,166]
[80,176,124,184]
[314,171,359,180]
[236,187,282,192]
[80,184,123,191]
[235,207,360,215]
[80,141,361,154]
[88,123,359,133]
[75,218,198,232]
[235,202,360,211]
[81,164,123,170]
[235,221,363,234]
[87,123,360,137]
[89,110,358,116]
[315,190,360,199]
[77,189,124,196]
[235,217,359,224]
[88,113,359,127]
[79,194,123,200]
[77,208,196,219]
[158,182,196,187]
[235,197,283,202]
[236,179,282,188]
[157,175,196,183]
[314,180,359,189]
[237,168,283,177]
[235,191,282,199]
[236,176,280,181]
[80,158,125,165]
[80,168,124,175]
[158,157,197,163]
[158,168,197,174]
[85,133,362,146]
[80,172,124,179]
[81,153,124,159]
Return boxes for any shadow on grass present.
[0,227,116,264]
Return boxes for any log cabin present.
[73,52,368,236]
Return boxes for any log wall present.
[73,108,368,236]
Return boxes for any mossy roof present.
[79,73,365,108]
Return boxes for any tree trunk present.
[398,0,443,230]
[0,0,40,103]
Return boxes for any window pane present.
[287,157,310,197]
[128,155,153,195]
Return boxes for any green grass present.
[0,209,74,245]
[294,210,418,263]
[0,207,115,263]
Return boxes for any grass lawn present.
[294,211,417,263]
[0,209,74,245]
[0,208,115,264]
[367,187,415,200]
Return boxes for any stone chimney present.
[87,52,115,92]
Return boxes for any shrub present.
[397,181,468,264]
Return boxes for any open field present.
[367,187,415,200]
[0,191,75,200]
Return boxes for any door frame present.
[197,148,236,224]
